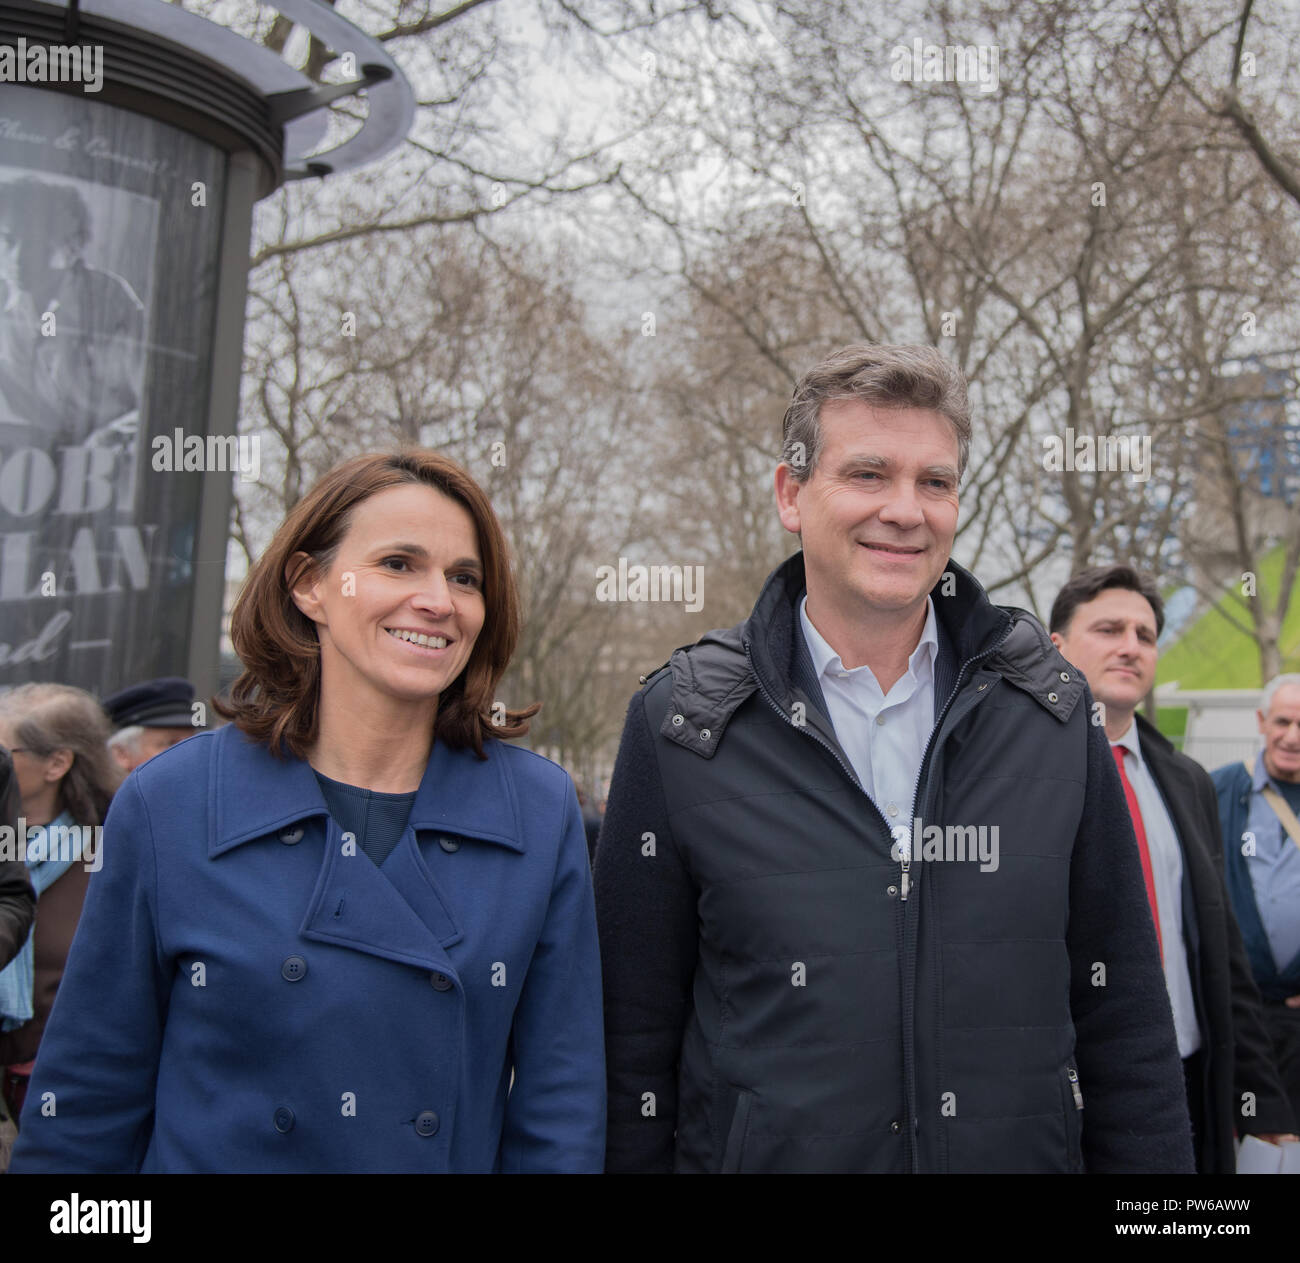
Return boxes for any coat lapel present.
[299,815,463,975]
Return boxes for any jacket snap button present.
[671,714,684,727]
[281,955,307,981]
[890,1120,901,1134]
[1059,671,1070,682]
[415,1110,440,1137]
[438,836,461,853]
[977,683,987,691]
[887,885,898,897]
[431,973,453,991]
[273,1106,295,1133]
[1047,692,1059,703]
[279,825,304,845]
[699,728,711,741]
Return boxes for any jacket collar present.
[208,724,524,858]
[662,551,1083,757]
[747,551,1013,708]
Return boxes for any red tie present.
[1111,744,1163,964]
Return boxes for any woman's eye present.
[451,572,482,589]
[381,557,410,572]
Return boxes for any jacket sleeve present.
[1194,767,1297,1135]
[0,753,34,970]
[500,778,605,1173]
[10,775,168,1173]
[1066,710,1196,1173]
[593,687,698,1173]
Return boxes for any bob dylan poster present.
[0,85,226,695]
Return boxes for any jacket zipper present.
[1067,1066,1084,1109]
[743,620,1014,1174]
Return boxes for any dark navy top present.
[313,770,418,868]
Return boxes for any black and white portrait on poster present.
[0,86,226,694]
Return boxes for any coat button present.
[415,1110,440,1137]
[281,955,308,981]
[279,825,304,845]
[430,973,453,991]
[274,1107,295,1133]
[890,1120,901,1134]
[438,836,460,853]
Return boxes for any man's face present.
[1259,684,1300,784]
[1050,588,1159,721]
[775,400,960,623]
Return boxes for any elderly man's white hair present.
[107,724,144,754]
[1260,674,1300,715]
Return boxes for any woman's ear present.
[286,551,324,624]
[45,747,74,783]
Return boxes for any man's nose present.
[877,480,926,526]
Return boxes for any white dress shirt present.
[1112,721,1201,1058]
[799,595,937,860]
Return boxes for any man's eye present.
[381,557,410,572]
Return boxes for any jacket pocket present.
[1060,1064,1084,1173]
[719,1089,753,1175]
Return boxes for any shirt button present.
[438,836,460,853]
[281,955,307,981]
[273,1107,295,1133]
[887,803,899,817]
[279,825,304,845]
[415,1110,440,1137]
[430,973,453,991]
[876,714,886,725]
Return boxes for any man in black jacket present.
[594,344,1195,1173]
[1049,566,1296,1171]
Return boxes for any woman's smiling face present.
[291,482,486,715]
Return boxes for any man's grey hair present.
[1260,674,1300,715]
[781,344,972,482]
[107,724,144,754]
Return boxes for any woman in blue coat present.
[12,449,604,1173]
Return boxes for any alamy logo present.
[890,39,1000,93]
[49,1196,151,1243]
[151,429,261,483]
[891,817,1000,872]
[0,818,102,872]
[0,40,103,94]
[595,557,704,612]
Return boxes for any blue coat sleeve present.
[11,775,168,1173]
[498,780,605,1172]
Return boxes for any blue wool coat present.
[11,723,604,1173]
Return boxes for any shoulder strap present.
[1253,761,1300,853]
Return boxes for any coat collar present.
[208,724,524,858]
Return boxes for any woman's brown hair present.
[0,684,120,825]
[214,449,538,760]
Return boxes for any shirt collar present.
[799,594,938,682]
[1111,717,1144,768]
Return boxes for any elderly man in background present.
[1215,675,1300,1128]
[104,677,201,774]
